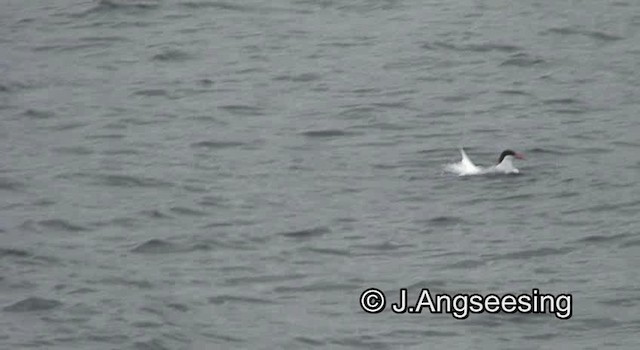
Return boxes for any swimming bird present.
[444,148,525,176]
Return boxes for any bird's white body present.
[444,148,520,176]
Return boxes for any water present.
[1,0,639,349]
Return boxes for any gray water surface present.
[1,0,639,349]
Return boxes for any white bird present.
[445,148,525,176]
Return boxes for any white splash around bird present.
[444,148,526,176]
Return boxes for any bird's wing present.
[460,148,478,171]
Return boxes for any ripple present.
[0,177,25,192]
[522,332,561,340]
[280,227,331,239]
[80,36,129,43]
[352,241,412,252]
[578,317,621,329]
[224,273,306,286]
[218,104,263,117]
[497,89,532,96]
[131,239,178,254]
[208,295,276,305]
[500,54,545,67]
[544,27,624,41]
[96,277,153,289]
[187,115,224,124]
[201,332,243,343]
[198,196,229,208]
[575,232,632,244]
[53,146,94,155]
[102,148,140,156]
[443,259,485,269]
[597,296,639,307]
[39,219,87,232]
[273,282,359,293]
[180,1,250,11]
[620,239,640,249]
[190,140,245,149]
[93,216,139,228]
[611,141,640,149]
[612,1,630,6]
[32,42,114,53]
[93,174,174,188]
[203,219,255,228]
[552,191,580,199]
[300,129,358,138]
[352,122,410,132]
[427,216,465,226]
[385,329,459,337]
[496,193,535,201]
[303,247,350,256]
[562,199,640,214]
[528,147,566,155]
[22,109,55,119]
[86,133,125,140]
[274,73,321,82]
[0,247,30,258]
[133,339,171,350]
[338,106,377,119]
[330,336,390,349]
[294,337,326,346]
[152,48,192,62]
[169,206,208,216]
[542,98,583,105]
[318,40,373,48]
[97,0,160,10]
[132,89,170,97]
[130,239,212,254]
[3,297,62,312]
[552,108,586,115]
[488,247,572,261]
[424,41,523,53]
[68,287,97,295]
[48,122,87,131]
[139,210,172,219]
[0,80,30,94]
[441,94,473,102]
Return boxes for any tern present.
[445,148,525,176]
